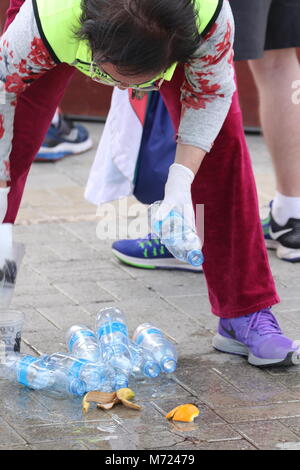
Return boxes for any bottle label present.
[69,359,89,378]
[136,328,163,345]
[17,356,40,387]
[68,330,96,352]
[97,321,128,339]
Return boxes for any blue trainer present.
[112,234,203,272]
[36,116,93,161]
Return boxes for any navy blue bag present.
[133,92,176,204]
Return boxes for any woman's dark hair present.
[77,0,201,76]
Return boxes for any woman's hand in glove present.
[155,163,196,229]
[155,144,206,236]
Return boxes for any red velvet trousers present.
[2,0,280,318]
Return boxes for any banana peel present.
[166,404,200,423]
[82,388,141,414]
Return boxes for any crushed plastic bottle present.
[41,353,112,392]
[133,323,178,373]
[129,340,161,378]
[149,202,204,267]
[66,325,101,362]
[114,372,129,390]
[95,307,132,379]
[0,354,86,396]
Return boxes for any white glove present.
[156,163,195,230]
[0,187,10,224]
[0,224,16,286]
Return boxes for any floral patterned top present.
[0,0,235,181]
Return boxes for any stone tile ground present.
[0,124,299,450]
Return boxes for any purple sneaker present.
[212,308,300,367]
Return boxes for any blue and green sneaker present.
[112,234,203,272]
[35,115,93,162]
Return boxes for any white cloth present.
[85,88,143,205]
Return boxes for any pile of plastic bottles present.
[0,307,178,398]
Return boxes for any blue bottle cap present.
[161,357,177,374]
[69,378,86,396]
[144,362,161,378]
[187,250,204,267]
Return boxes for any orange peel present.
[166,404,200,422]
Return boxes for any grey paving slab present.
[266,372,300,390]
[279,416,300,437]
[84,435,138,450]
[13,264,46,288]
[0,416,27,446]
[11,291,76,309]
[165,294,220,332]
[0,444,33,450]
[133,271,208,297]
[14,420,127,446]
[20,329,69,355]
[0,381,53,427]
[214,401,300,424]
[233,420,300,450]
[52,281,117,304]
[61,221,109,244]
[35,305,93,331]
[30,440,89,450]
[97,279,160,302]
[14,224,82,245]
[151,439,256,450]
[20,306,60,333]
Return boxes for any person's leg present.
[249,48,300,199]
[2,0,75,223]
[248,0,300,261]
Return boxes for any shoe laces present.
[245,309,282,339]
[137,234,161,249]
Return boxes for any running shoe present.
[212,308,300,367]
[262,203,300,262]
[36,115,93,161]
[112,234,203,272]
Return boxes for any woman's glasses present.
[89,61,164,91]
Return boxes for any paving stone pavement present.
[0,124,299,450]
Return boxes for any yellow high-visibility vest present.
[32,0,222,86]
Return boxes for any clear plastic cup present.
[0,310,25,361]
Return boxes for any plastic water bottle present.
[95,307,132,376]
[114,372,129,390]
[41,353,112,392]
[66,325,101,362]
[149,202,204,267]
[129,340,161,378]
[133,323,178,373]
[0,355,86,396]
